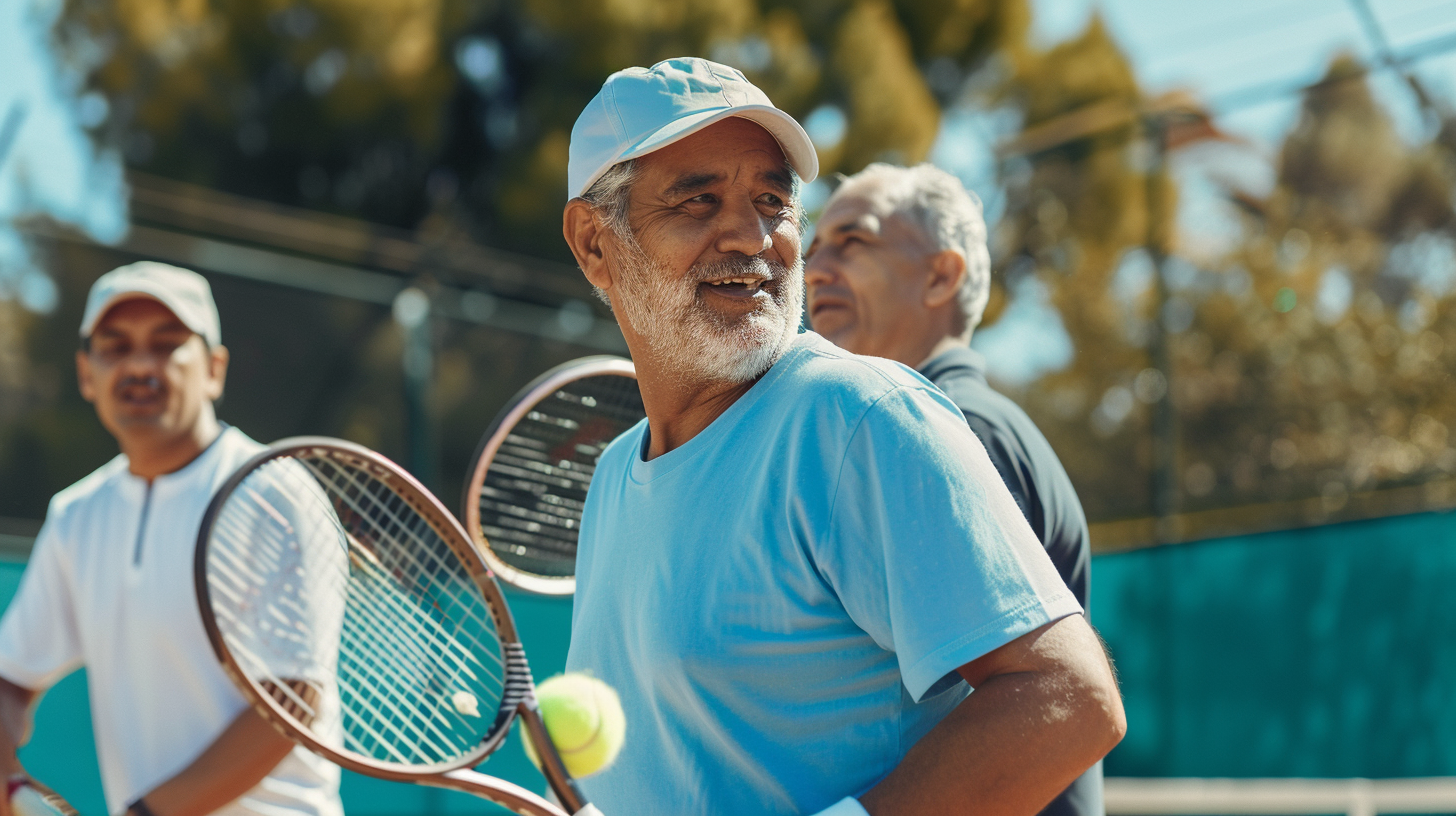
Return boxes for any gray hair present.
[581,160,641,243]
[845,162,992,334]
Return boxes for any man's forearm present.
[133,708,295,816]
[0,678,38,777]
[859,617,1125,816]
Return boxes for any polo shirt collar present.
[917,345,988,385]
[119,423,235,492]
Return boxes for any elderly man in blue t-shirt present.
[559,57,1125,816]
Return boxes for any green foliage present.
[8,0,1456,542]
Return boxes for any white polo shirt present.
[0,427,342,816]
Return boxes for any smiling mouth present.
[704,276,767,292]
[701,276,771,300]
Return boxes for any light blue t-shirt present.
[566,333,1082,815]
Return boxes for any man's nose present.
[117,347,167,375]
[804,249,836,289]
[714,197,774,257]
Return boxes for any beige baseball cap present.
[79,261,222,346]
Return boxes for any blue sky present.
[0,0,127,313]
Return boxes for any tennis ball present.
[523,673,626,778]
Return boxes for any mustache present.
[688,254,787,284]
[115,375,163,394]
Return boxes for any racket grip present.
[9,785,65,816]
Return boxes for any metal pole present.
[1143,116,1180,545]
[393,286,437,489]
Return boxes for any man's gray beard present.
[602,232,803,385]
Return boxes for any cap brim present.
[578,105,819,198]
[79,289,203,342]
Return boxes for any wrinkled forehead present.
[819,177,910,236]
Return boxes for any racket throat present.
[500,644,587,814]
[431,768,571,816]
[517,703,588,815]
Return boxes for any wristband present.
[809,797,872,816]
[128,797,160,816]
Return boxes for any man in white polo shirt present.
[0,263,341,816]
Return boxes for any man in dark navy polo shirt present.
[805,162,1098,816]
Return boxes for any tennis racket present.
[7,778,77,816]
[193,438,601,816]
[463,357,645,595]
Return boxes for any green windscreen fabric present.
[1097,508,1456,777]
[8,507,1456,807]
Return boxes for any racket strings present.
[477,373,645,577]
[303,457,507,762]
[206,453,510,769]
[308,460,503,669]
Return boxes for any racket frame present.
[194,437,586,816]
[463,356,639,596]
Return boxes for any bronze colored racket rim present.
[19,779,78,816]
[193,436,530,780]
[463,356,639,596]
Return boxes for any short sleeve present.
[818,386,1082,702]
[0,517,83,690]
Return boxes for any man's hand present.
[859,614,1125,816]
[130,693,300,816]
[0,677,41,816]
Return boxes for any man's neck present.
[122,414,224,482]
[635,362,761,460]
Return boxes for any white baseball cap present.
[80,261,222,347]
[567,56,819,199]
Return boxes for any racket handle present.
[8,783,69,816]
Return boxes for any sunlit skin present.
[563,117,801,458]
[805,174,969,368]
[75,298,228,480]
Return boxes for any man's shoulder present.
[923,351,1052,451]
[46,454,131,522]
[214,425,267,468]
[778,332,941,410]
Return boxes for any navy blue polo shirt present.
[920,345,1102,816]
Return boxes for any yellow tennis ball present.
[523,672,626,778]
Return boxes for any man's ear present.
[924,249,967,309]
[206,344,230,402]
[76,350,96,404]
[563,199,615,293]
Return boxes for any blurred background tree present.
[4,0,1456,548]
